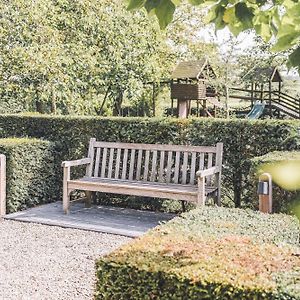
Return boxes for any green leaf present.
[272,34,298,52]
[235,2,254,29]
[287,47,300,71]
[155,0,176,29]
[144,0,160,12]
[188,0,204,5]
[127,0,146,10]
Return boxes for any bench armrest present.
[196,166,220,178]
[62,158,91,168]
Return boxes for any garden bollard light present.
[257,173,272,213]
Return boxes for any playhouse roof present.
[250,67,283,83]
[171,59,215,80]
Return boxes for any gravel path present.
[0,220,130,300]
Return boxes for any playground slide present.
[246,101,265,119]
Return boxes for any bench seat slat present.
[68,177,217,196]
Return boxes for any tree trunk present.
[36,100,44,114]
[224,85,230,119]
[113,88,123,116]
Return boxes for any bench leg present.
[216,173,221,206]
[85,191,92,208]
[197,177,206,207]
[63,166,70,214]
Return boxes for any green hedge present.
[0,138,58,213]
[246,151,300,213]
[95,207,300,299]
[0,114,299,210]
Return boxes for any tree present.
[0,0,169,115]
[126,0,300,72]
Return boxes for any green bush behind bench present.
[0,138,59,213]
[96,207,300,300]
[0,114,299,210]
[246,151,300,213]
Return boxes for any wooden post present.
[215,143,223,206]
[177,99,188,118]
[268,81,272,117]
[0,155,6,217]
[258,173,272,213]
[250,82,254,108]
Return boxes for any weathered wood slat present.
[182,152,188,184]
[159,151,165,182]
[107,148,115,178]
[129,149,136,181]
[190,152,197,184]
[94,141,216,153]
[143,150,150,181]
[207,153,213,185]
[199,153,205,170]
[136,149,143,180]
[94,148,101,177]
[100,148,108,178]
[173,151,180,184]
[114,148,121,179]
[150,151,157,182]
[166,151,173,183]
[86,138,96,177]
[121,149,128,180]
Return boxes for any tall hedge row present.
[96,207,300,299]
[0,138,58,213]
[0,114,299,210]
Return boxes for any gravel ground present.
[0,220,130,300]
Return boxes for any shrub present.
[0,138,58,213]
[0,114,299,210]
[246,151,300,213]
[95,207,300,300]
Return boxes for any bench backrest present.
[86,139,223,186]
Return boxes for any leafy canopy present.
[126,0,300,71]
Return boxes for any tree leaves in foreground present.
[127,0,300,71]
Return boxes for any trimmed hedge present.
[96,207,300,300]
[0,114,299,210]
[0,138,58,213]
[247,151,300,213]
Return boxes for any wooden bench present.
[62,139,223,214]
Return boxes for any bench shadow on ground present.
[4,202,176,237]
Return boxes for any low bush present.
[0,114,299,210]
[96,207,300,300]
[247,151,300,213]
[0,138,58,213]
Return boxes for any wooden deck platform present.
[4,202,175,237]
